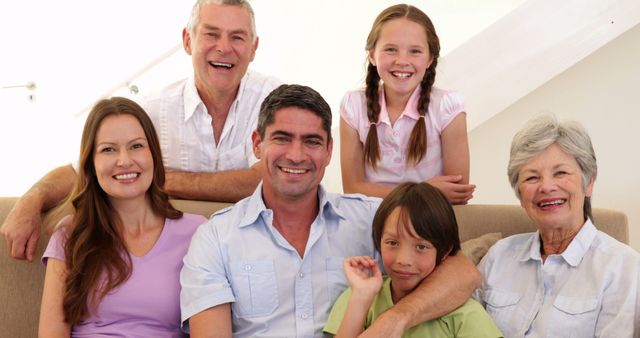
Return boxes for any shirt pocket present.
[229,260,279,318]
[482,288,525,335]
[326,257,348,304]
[547,295,599,338]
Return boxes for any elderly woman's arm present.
[359,253,481,337]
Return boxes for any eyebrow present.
[201,24,249,36]
[270,130,325,141]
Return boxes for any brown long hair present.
[62,97,182,324]
[363,4,440,169]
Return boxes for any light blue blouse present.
[474,219,640,337]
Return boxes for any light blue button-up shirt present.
[180,184,381,337]
[474,219,640,337]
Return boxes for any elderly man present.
[1,0,281,261]
[181,84,480,337]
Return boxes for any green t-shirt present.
[324,277,502,338]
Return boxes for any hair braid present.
[364,63,382,169]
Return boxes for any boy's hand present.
[343,256,383,300]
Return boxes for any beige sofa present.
[0,196,628,338]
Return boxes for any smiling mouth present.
[280,167,308,175]
[538,199,566,208]
[209,61,233,69]
[114,173,139,180]
[391,71,412,78]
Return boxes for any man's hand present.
[1,196,43,261]
[426,175,475,205]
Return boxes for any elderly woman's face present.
[517,143,593,231]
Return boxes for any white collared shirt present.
[180,184,381,337]
[140,70,281,172]
[474,219,640,337]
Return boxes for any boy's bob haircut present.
[372,182,461,264]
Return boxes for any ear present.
[249,36,259,62]
[368,49,376,67]
[584,176,595,197]
[440,245,453,263]
[182,28,193,55]
[251,130,263,159]
[325,138,334,166]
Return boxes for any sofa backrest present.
[0,197,629,337]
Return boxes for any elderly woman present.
[474,115,640,337]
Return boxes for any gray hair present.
[187,0,257,42]
[507,115,597,220]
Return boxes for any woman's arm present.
[189,303,232,338]
[39,258,71,338]
[340,118,393,198]
[428,113,475,204]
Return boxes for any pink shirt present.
[340,86,465,185]
[43,213,206,338]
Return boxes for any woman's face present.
[93,114,154,203]
[517,143,593,231]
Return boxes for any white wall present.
[467,23,640,249]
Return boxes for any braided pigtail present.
[406,60,437,166]
[364,63,382,170]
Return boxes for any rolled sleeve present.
[180,222,235,331]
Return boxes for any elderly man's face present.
[252,107,332,203]
[517,143,594,231]
[183,3,258,97]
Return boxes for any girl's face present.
[369,18,432,100]
[381,207,438,303]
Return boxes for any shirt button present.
[301,313,309,319]
[393,131,399,137]
[299,272,304,278]
[394,157,402,163]
[244,265,251,271]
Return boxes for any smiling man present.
[1,0,281,261]
[180,84,481,338]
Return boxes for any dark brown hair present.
[363,4,440,169]
[372,182,460,264]
[62,97,182,324]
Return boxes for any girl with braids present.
[38,97,206,337]
[340,4,475,204]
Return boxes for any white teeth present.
[392,72,411,78]
[539,199,565,207]
[115,173,138,180]
[210,62,233,68]
[281,167,306,174]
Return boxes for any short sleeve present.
[180,221,236,332]
[323,287,353,335]
[432,89,465,132]
[41,215,73,265]
[339,90,367,131]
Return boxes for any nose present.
[538,175,557,193]
[285,140,305,163]
[395,246,413,267]
[394,51,409,66]
[216,35,231,54]
[116,150,132,167]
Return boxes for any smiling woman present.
[474,115,640,337]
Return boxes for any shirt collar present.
[376,85,422,126]
[237,183,345,229]
[520,219,597,266]
[181,71,251,122]
[183,77,203,122]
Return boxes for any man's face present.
[253,107,332,203]
[183,3,258,97]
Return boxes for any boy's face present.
[380,207,437,303]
